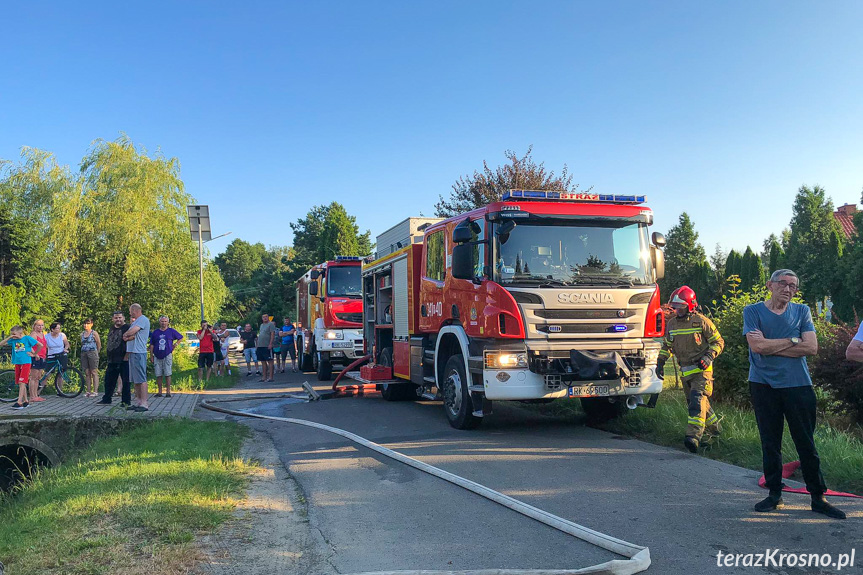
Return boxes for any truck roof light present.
[334,256,361,261]
[503,190,646,204]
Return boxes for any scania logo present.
[557,292,615,305]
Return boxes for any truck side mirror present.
[309,282,318,296]
[451,243,475,280]
[652,232,666,248]
[651,246,665,280]
[453,219,472,244]
[310,270,320,280]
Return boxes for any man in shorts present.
[216,322,232,376]
[122,303,151,412]
[197,320,216,381]
[256,313,277,382]
[149,315,183,398]
[0,326,42,409]
[241,323,259,376]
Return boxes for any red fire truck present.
[359,191,667,429]
[296,257,364,380]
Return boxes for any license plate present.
[568,385,610,397]
[332,342,352,348]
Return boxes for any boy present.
[1,326,43,409]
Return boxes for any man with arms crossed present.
[256,313,277,383]
[744,269,844,519]
[123,303,151,412]
[845,322,863,362]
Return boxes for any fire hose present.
[201,395,651,575]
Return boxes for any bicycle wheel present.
[55,366,85,398]
[0,370,18,403]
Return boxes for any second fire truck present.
[359,191,668,429]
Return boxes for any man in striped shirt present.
[657,286,725,453]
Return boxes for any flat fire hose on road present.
[201,394,651,575]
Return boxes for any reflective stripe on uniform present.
[706,413,720,425]
[681,364,713,377]
[670,328,701,335]
[688,416,705,426]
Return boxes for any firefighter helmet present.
[669,285,698,312]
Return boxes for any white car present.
[223,329,242,352]
[183,331,200,354]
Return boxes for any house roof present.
[834,211,856,239]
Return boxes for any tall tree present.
[215,239,268,286]
[767,240,784,275]
[739,246,765,291]
[784,185,844,304]
[724,250,743,281]
[761,233,779,267]
[434,146,583,217]
[709,244,727,295]
[290,202,372,272]
[658,212,712,301]
[49,136,227,330]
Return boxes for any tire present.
[55,366,85,398]
[297,337,313,371]
[0,370,18,403]
[316,352,332,381]
[580,397,625,422]
[441,354,480,429]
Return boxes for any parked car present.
[224,329,242,352]
[183,331,200,354]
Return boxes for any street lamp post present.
[187,205,230,322]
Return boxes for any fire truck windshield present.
[326,266,362,297]
[494,220,653,287]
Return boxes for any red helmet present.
[669,285,698,312]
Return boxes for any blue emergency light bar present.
[334,256,361,261]
[504,190,646,204]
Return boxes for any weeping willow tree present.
[44,135,227,331]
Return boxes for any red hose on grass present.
[332,354,372,391]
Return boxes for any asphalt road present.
[214,373,862,574]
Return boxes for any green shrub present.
[811,322,863,424]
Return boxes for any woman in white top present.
[45,322,71,374]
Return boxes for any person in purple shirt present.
[149,315,183,398]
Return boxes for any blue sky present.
[3,1,862,259]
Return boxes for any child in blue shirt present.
[1,325,43,409]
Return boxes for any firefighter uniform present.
[658,311,724,441]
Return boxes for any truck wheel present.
[297,337,312,371]
[316,352,332,381]
[378,348,401,401]
[441,354,480,429]
[580,397,625,422]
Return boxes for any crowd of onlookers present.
[2,303,300,411]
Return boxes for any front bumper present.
[482,366,663,400]
[316,329,364,362]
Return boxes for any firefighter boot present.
[702,409,722,444]
[684,436,699,453]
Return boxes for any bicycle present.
[0,355,85,402]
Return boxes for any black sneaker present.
[132,406,149,412]
[256,370,261,375]
[11,403,26,410]
[811,497,846,519]
[96,399,112,405]
[247,372,253,376]
[684,437,699,453]
[754,493,784,512]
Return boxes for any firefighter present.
[657,286,724,453]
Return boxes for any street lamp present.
[187,205,231,322]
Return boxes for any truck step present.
[421,392,438,401]
[468,385,485,392]
[423,376,436,384]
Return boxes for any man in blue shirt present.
[743,269,844,519]
[279,317,297,373]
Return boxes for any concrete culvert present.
[0,438,58,493]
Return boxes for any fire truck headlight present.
[484,352,528,369]
[323,331,343,340]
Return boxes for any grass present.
[0,419,256,575]
[525,384,863,495]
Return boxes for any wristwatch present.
[790,337,800,345]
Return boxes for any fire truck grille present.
[336,312,363,323]
[534,309,635,320]
[537,324,635,334]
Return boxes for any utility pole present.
[187,205,231,323]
